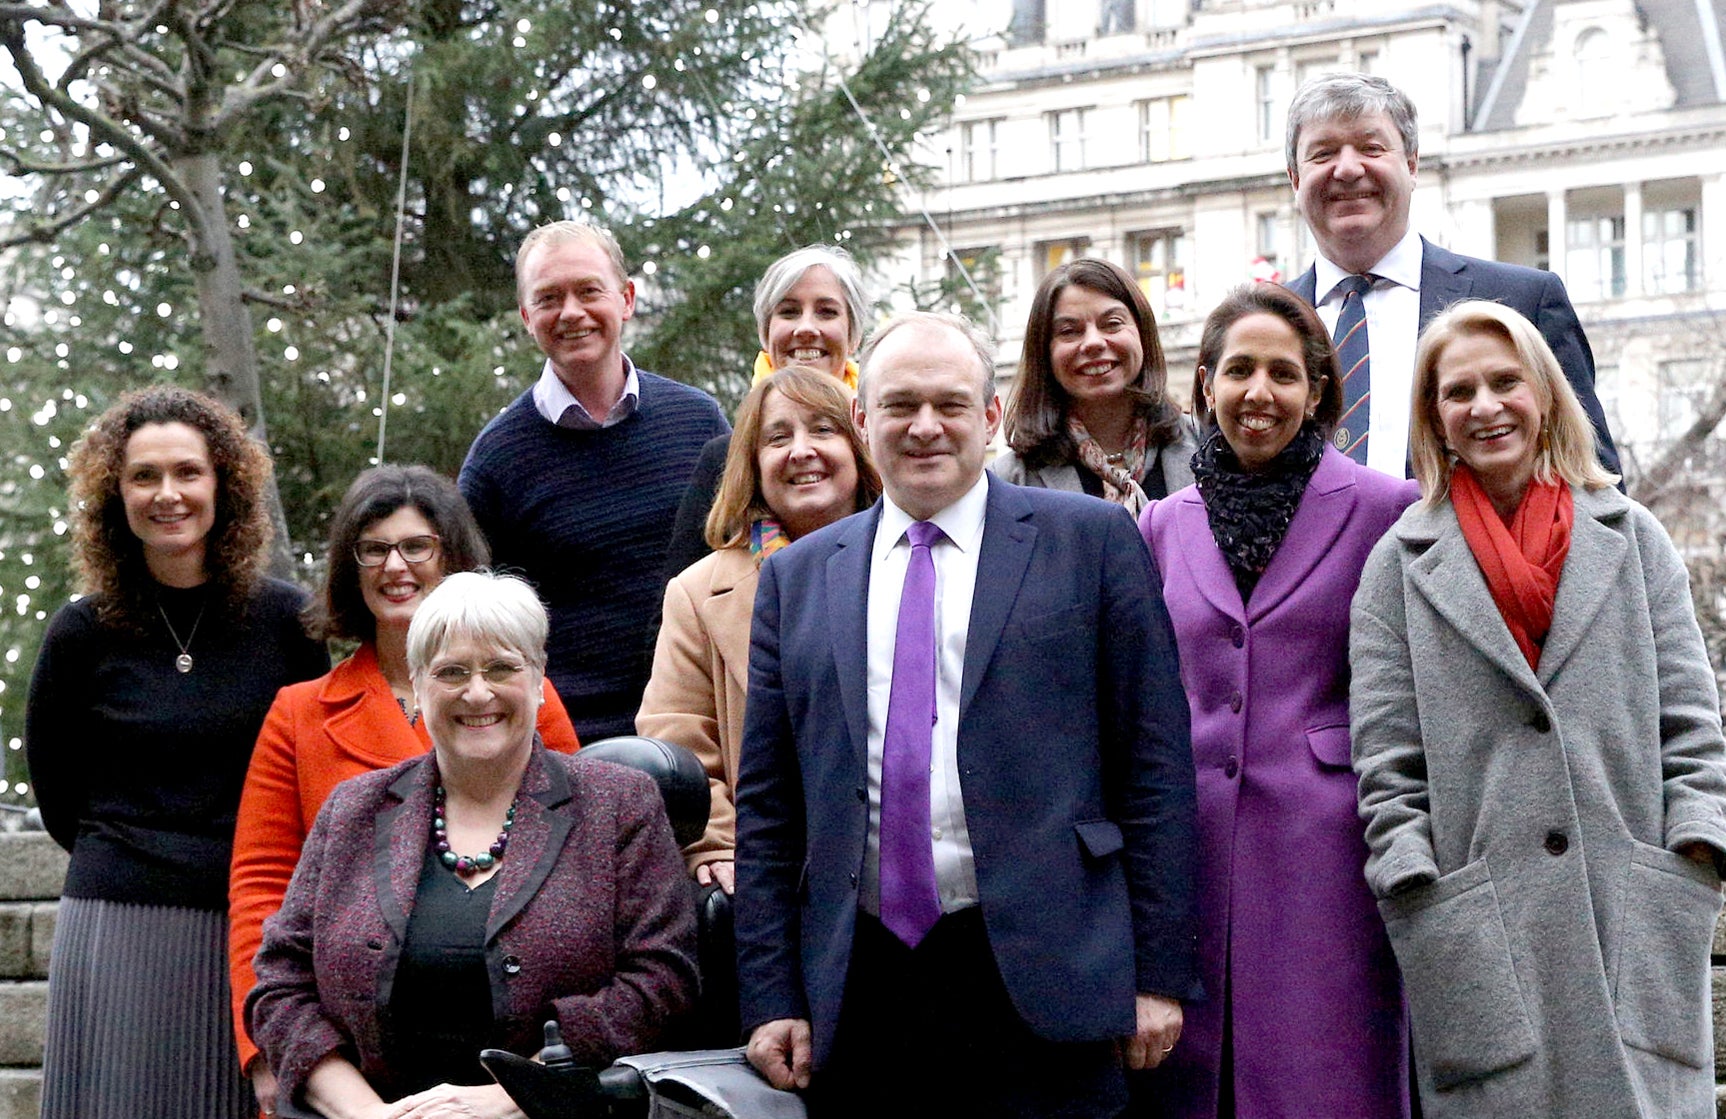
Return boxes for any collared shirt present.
[530,355,641,429]
[1312,226,1422,477]
[860,473,989,915]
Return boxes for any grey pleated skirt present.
[41,897,253,1119]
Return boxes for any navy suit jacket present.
[734,476,1200,1066]
[1291,237,1622,476]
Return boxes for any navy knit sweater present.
[459,369,729,741]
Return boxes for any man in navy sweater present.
[459,221,729,741]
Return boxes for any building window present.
[1535,229,1551,272]
[1644,207,1699,294]
[1256,66,1276,144]
[1659,358,1712,440]
[1575,28,1612,117]
[958,119,1001,183]
[1139,96,1191,163]
[945,246,1001,314]
[1098,0,1134,34]
[1357,49,1379,73]
[1128,229,1191,317]
[1049,108,1087,172]
[1254,212,1282,281]
[1566,215,1626,300]
[1038,237,1090,278]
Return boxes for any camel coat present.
[637,547,756,872]
[1350,484,1726,1118]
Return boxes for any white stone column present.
[1547,190,1568,283]
[1622,181,1643,297]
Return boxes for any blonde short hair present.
[515,220,629,304]
[1410,300,1619,505]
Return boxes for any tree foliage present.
[0,0,971,804]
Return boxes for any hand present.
[381,1082,523,1119]
[1677,841,1720,873]
[250,1062,280,1116]
[1122,993,1182,1071]
[747,1018,812,1091]
[695,859,736,895]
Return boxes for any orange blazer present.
[226,642,579,1072]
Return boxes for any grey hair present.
[856,310,997,406]
[407,570,550,678]
[1286,72,1419,177]
[515,220,630,303]
[752,245,871,354]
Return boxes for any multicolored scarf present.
[752,350,860,392]
[1068,415,1151,515]
[749,518,792,564]
[1450,465,1573,670]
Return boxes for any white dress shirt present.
[530,355,641,429]
[1312,226,1422,477]
[860,473,989,916]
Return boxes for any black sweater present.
[24,577,328,910]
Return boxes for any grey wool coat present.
[1349,483,1726,1118]
[989,416,1199,497]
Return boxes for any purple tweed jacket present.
[246,746,698,1109]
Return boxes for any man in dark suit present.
[1285,73,1620,477]
[734,311,1200,1117]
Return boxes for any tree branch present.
[0,165,141,248]
[0,147,127,174]
[1629,357,1726,506]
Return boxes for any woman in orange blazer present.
[227,465,579,1113]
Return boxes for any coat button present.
[1229,625,1245,649]
[366,938,383,951]
[1229,692,1243,714]
[1224,756,1239,779]
[1544,832,1568,856]
[855,786,866,803]
[1529,712,1552,733]
[502,954,522,975]
[849,872,858,889]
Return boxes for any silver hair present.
[752,245,871,354]
[1286,72,1419,177]
[856,310,997,406]
[515,220,630,304]
[407,570,549,678]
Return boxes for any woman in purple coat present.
[1137,283,1416,1118]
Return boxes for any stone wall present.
[0,832,63,1119]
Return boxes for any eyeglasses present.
[426,660,530,691]
[354,534,440,567]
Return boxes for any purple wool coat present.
[1138,447,1416,1119]
[246,746,698,1111]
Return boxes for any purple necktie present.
[879,520,944,947]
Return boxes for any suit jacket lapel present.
[1419,238,1473,329]
[1291,265,1318,305]
[1247,449,1356,621]
[828,506,879,770]
[487,749,573,940]
[960,478,1036,720]
[374,760,432,942]
[1172,490,1246,623]
[1537,488,1628,686]
[1402,506,1544,696]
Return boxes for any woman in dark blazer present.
[1138,283,1416,1118]
[992,258,1197,513]
[248,571,697,1118]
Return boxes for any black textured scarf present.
[1191,423,1326,601]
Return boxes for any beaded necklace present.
[432,784,516,876]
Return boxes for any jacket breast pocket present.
[1074,819,1123,860]
[1614,840,1722,1068]
[1004,604,1088,646]
[1379,858,1536,1090]
[1304,723,1353,770]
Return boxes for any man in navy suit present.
[734,311,1199,1117]
[1285,73,1620,477]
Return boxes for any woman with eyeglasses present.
[247,571,697,1119]
[227,466,579,1114]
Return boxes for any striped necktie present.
[1331,274,1374,464]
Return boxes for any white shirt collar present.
[874,472,990,563]
[530,354,640,428]
[1314,226,1424,304]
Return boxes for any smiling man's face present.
[1290,110,1417,275]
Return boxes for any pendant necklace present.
[157,597,208,674]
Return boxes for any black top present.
[24,577,328,909]
[661,432,730,585]
[1076,454,1170,503]
[385,850,502,1091]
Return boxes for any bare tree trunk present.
[176,151,295,578]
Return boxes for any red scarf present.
[1450,465,1574,671]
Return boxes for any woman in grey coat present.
[991,258,1196,513]
[1350,300,1726,1118]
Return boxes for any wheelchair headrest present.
[576,736,711,849]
